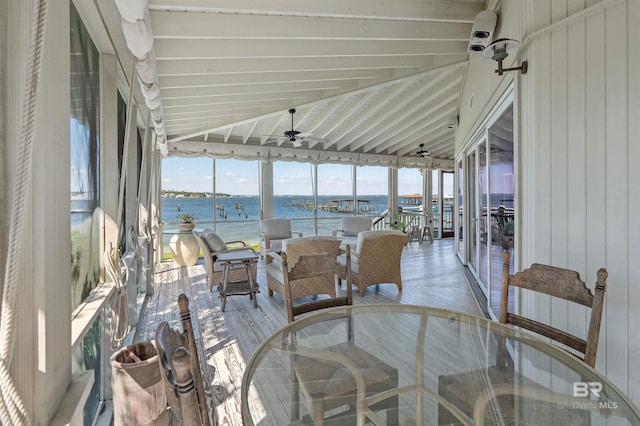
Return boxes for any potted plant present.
[500,222,514,250]
[390,214,410,233]
[177,212,197,232]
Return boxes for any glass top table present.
[241,304,640,425]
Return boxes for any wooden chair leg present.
[290,358,300,422]
[310,398,325,426]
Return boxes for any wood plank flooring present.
[134,238,483,425]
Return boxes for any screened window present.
[356,165,388,217]
[70,2,101,309]
[70,4,102,424]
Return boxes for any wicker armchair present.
[331,216,372,250]
[265,236,344,321]
[193,229,257,292]
[258,218,303,261]
[338,230,409,296]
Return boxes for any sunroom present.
[0,0,638,424]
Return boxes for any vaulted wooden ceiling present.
[93,0,487,160]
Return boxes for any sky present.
[161,157,453,196]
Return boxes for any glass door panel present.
[456,159,464,260]
[467,149,479,281]
[478,141,489,289]
[431,170,439,238]
[440,171,454,237]
[467,140,489,296]
[488,105,515,319]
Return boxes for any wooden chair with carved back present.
[271,237,399,425]
[438,251,608,425]
[155,294,211,426]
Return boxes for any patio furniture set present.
[182,218,638,426]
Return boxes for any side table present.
[217,250,259,311]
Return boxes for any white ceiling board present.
[95,0,488,162]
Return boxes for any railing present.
[161,207,454,259]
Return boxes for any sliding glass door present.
[467,140,489,296]
[487,105,515,318]
[462,100,515,318]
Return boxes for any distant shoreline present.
[161,190,230,198]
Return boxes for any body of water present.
[162,194,389,224]
[159,194,509,253]
[161,195,389,249]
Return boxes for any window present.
[273,161,315,235]
[70,4,102,423]
[70,2,101,309]
[356,165,388,217]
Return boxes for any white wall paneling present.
[517,0,637,405]
[626,0,640,404]
[458,0,639,406]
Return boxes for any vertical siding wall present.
[515,0,640,406]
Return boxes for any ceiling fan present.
[415,144,429,157]
[264,108,324,148]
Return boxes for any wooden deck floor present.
[134,238,483,425]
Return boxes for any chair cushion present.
[293,342,392,398]
[339,236,358,251]
[266,260,284,283]
[260,219,292,239]
[356,229,406,248]
[264,239,284,253]
[341,217,372,237]
[338,253,359,274]
[201,228,227,252]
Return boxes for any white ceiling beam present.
[417,133,457,157]
[320,90,380,147]
[155,39,468,60]
[355,75,460,153]
[243,121,259,144]
[157,55,445,76]
[334,83,409,150]
[162,80,358,100]
[371,96,458,153]
[148,0,485,22]
[158,69,395,89]
[150,12,472,40]
[344,77,447,152]
[164,112,240,124]
[167,60,467,143]
[385,116,454,155]
[163,101,284,116]
[261,115,289,144]
[166,119,227,132]
[391,117,456,155]
[304,100,345,149]
[223,127,233,143]
[162,90,327,107]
